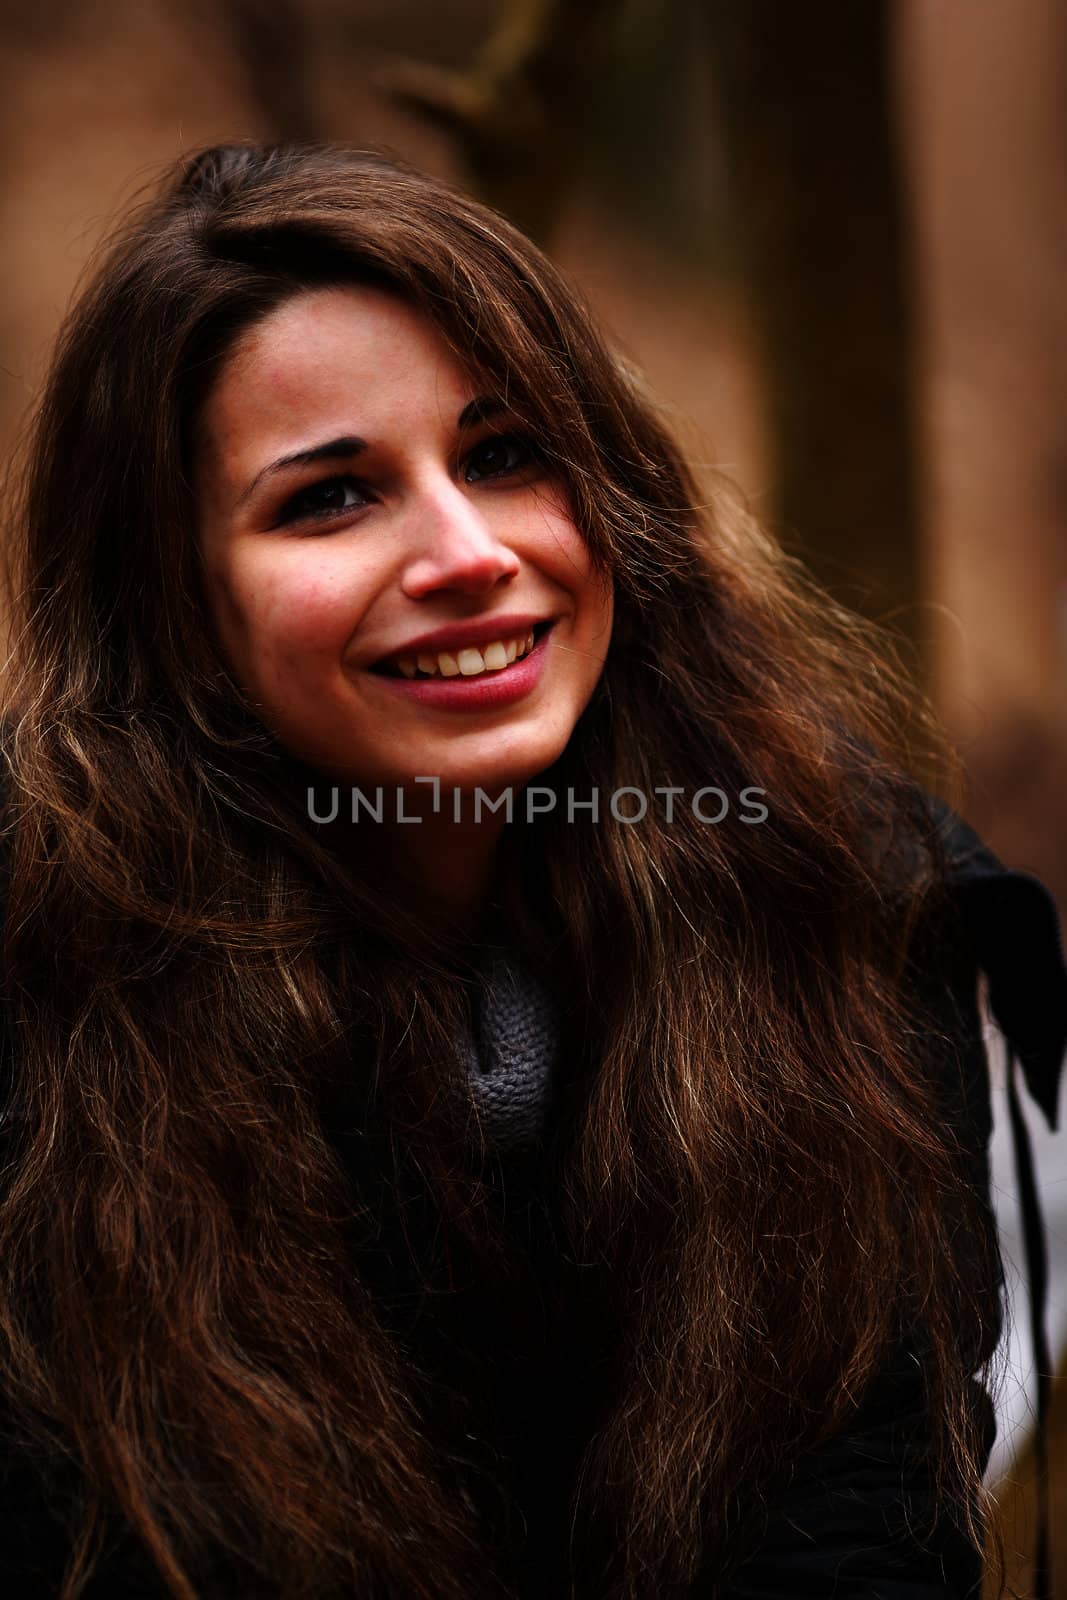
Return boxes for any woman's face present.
[194,284,614,802]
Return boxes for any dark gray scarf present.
[458,945,564,1151]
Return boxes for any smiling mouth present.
[370,619,555,679]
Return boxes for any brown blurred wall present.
[897,0,1067,899]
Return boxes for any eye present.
[463,432,541,484]
[276,475,371,526]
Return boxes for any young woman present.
[0,140,1063,1600]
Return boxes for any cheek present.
[213,552,358,674]
[548,522,612,624]
[530,508,596,581]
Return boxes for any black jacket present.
[0,800,1064,1599]
[715,800,1067,1598]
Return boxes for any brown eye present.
[278,476,371,524]
[463,433,539,483]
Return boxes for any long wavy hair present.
[0,141,1004,1600]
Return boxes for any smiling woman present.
[0,141,1064,1600]
[193,280,612,914]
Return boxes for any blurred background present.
[0,0,1064,1591]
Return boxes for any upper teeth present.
[390,630,537,679]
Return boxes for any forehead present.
[203,284,476,441]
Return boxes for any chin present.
[422,725,574,786]
[452,749,571,799]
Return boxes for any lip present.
[367,619,557,711]
[370,611,553,665]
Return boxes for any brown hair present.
[0,141,1002,1599]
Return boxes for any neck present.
[380,810,508,932]
[315,782,514,937]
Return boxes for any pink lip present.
[368,621,556,711]
[372,612,552,662]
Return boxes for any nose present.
[399,473,520,599]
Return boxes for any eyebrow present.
[235,395,508,511]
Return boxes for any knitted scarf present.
[458,944,564,1151]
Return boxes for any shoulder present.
[911,791,1067,1134]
